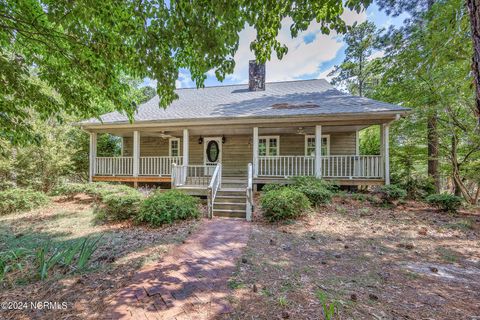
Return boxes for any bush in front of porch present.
[260,187,310,222]
[94,186,143,221]
[291,177,334,206]
[136,190,200,227]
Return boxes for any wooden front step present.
[213,187,247,219]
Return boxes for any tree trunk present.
[425,0,441,193]
[427,114,440,192]
[467,0,480,127]
[451,135,476,204]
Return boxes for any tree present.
[375,0,441,192]
[329,21,382,97]
[466,0,480,126]
[1,0,372,145]
[372,0,479,202]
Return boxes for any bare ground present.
[0,195,200,319]
[1,194,479,319]
[222,195,480,320]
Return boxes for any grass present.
[436,247,461,263]
[445,219,474,231]
[0,198,197,289]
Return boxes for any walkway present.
[106,218,251,319]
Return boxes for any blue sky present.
[144,4,408,89]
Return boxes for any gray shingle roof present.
[81,79,408,125]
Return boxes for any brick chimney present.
[248,60,265,91]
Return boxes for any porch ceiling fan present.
[151,131,174,139]
[296,127,306,135]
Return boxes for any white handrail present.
[207,164,222,219]
[246,163,253,221]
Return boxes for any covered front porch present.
[88,122,391,188]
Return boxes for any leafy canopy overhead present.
[1,0,370,144]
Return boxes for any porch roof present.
[81,79,408,126]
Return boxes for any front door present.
[204,137,222,175]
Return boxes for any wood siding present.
[123,132,356,176]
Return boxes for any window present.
[169,138,180,157]
[305,135,330,156]
[258,136,279,156]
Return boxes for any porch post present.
[253,127,259,177]
[133,131,140,178]
[315,125,322,178]
[89,132,97,183]
[183,128,189,166]
[382,123,390,185]
[355,129,360,155]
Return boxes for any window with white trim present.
[169,138,180,157]
[305,135,330,156]
[258,136,279,156]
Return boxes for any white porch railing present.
[140,156,182,176]
[258,156,315,177]
[322,155,383,178]
[246,163,253,221]
[95,157,133,176]
[207,164,222,218]
[258,155,384,179]
[172,164,213,187]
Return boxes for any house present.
[79,61,408,220]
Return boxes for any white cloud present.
[224,8,367,84]
[176,71,194,88]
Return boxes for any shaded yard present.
[223,195,480,319]
[1,193,479,319]
[0,195,199,319]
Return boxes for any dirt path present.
[105,218,251,320]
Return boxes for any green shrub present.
[261,183,285,192]
[51,183,89,199]
[377,184,407,203]
[96,187,143,221]
[291,176,338,192]
[260,187,311,221]
[0,181,16,191]
[0,189,50,215]
[89,183,135,200]
[290,176,333,206]
[392,175,435,199]
[136,190,200,227]
[426,193,462,213]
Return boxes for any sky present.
[143,4,408,89]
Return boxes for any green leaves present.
[1,0,370,144]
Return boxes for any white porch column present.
[315,125,322,178]
[382,123,390,185]
[89,132,97,182]
[183,128,189,166]
[133,131,140,177]
[253,127,259,177]
[355,129,360,155]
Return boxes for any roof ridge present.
[174,78,329,91]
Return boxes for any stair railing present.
[246,163,253,221]
[207,163,222,218]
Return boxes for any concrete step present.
[213,209,246,218]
